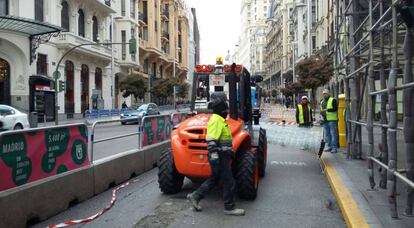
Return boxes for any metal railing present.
[90,118,142,162]
[334,0,414,218]
[90,112,188,162]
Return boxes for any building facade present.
[137,0,190,103]
[236,0,269,76]
[186,7,200,98]
[0,0,122,120]
[0,0,193,120]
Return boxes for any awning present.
[0,16,63,63]
[0,15,63,36]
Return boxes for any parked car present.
[120,103,160,125]
[0,105,30,131]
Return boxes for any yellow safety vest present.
[297,104,311,124]
[206,114,232,150]
[320,97,338,121]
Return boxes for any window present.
[121,30,126,60]
[0,0,8,15]
[61,1,69,31]
[121,0,125,16]
[36,54,48,76]
[105,0,111,7]
[35,0,44,21]
[92,16,98,42]
[78,9,85,37]
[95,68,102,90]
[155,20,158,32]
[312,36,316,51]
[131,28,136,61]
[130,0,136,18]
[143,59,149,73]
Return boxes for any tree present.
[280,82,302,97]
[177,82,190,99]
[296,55,334,106]
[119,75,147,100]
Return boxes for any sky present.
[187,0,241,64]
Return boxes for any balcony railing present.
[162,31,169,40]
[162,9,169,19]
[55,33,112,58]
[138,12,148,24]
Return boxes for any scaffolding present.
[334,0,413,218]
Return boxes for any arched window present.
[78,9,85,37]
[0,0,8,16]
[61,1,69,31]
[92,16,99,42]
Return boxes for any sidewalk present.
[321,142,413,227]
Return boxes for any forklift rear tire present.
[158,148,184,194]
[235,151,259,200]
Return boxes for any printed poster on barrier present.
[0,125,89,191]
[142,115,171,147]
[172,113,188,127]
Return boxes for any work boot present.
[223,208,245,216]
[187,193,202,211]
[324,147,332,152]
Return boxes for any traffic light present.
[59,80,65,92]
[129,38,137,54]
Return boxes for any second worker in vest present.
[296,95,313,127]
[187,92,245,216]
[320,89,339,153]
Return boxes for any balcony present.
[53,32,112,61]
[138,12,148,25]
[161,9,169,20]
[162,31,169,41]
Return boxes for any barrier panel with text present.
[141,115,172,147]
[0,124,89,191]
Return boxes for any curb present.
[320,156,369,228]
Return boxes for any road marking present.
[271,161,307,166]
[321,157,369,228]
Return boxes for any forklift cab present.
[190,62,262,126]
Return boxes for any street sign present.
[53,71,61,79]
[210,74,225,86]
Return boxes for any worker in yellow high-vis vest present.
[296,95,313,127]
[187,92,245,216]
[320,89,339,153]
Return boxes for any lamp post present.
[53,41,135,125]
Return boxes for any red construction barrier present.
[0,124,90,191]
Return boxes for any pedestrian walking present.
[296,96,313,127]
[320,89,339,153]
[122,101,128,109]
[187,92,245,216]
[285,97,291,109]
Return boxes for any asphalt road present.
[33,143,345,228]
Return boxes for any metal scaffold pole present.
[402,7,414,216]
[367,0,375,190]
[378,0,388,190]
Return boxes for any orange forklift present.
[158,61,267,199]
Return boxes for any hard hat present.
[301,96,308,100]
[323,89,330,94]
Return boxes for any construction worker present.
[187,92,245,216]
[296,95,313,127]
[320,89,339,153]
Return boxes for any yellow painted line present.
[321,157,369,228]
